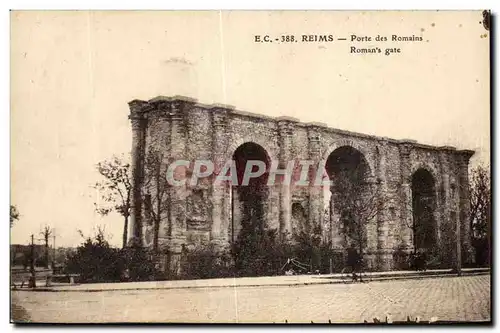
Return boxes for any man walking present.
[347,244,361,282]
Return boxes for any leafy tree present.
[469,164,491,266]
[94,155,132,248]
[10,205,19,227]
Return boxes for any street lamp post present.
[28,234,36,288]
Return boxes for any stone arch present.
[229,141,271,243]
[324,145,376,253]
[321,139,376,179]
[410,161,440,187]
[409,162,441,223]
[224,136,278,166]
[229,141,275,273]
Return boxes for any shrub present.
[64,233,122,283]
[425,250,442,269]
[64,230,159,283]
[472,238,490,267]
[119,246,160,281]
[181,244,234,280]
[393,245,411,270]
[290,225,338,274]
[230,226,296,277]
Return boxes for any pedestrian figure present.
[347,244,361,281]
[414,250,422,271]
[420,249,427,271]
[409,251,416,270]
[414,249,427,271]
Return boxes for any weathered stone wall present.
[128,95,475,272]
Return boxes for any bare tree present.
[142,145,171,252]
[332,172,383,261]
[40,225,53,268]
[469,164,491,265]
[93,155,132,249]
[77,225,111,245]
[406,190,436,251]
[10,205,20,227]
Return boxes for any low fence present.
[11,267,53,288]
[179,253,351,280]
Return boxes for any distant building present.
[10,244,46,268]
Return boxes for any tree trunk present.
[154,186,160,252]
[123,215,129,248]
[153,217,159,252]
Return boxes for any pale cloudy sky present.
[10,11,489,247]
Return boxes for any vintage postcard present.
[10,10,490,324]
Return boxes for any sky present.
[10,11,490,247]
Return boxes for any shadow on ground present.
[11,301,31,323]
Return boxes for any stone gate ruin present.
[128,95,474,272]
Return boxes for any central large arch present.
[230,142,270,243]
[325,146,374,256]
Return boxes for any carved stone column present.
[376,140,392,270]
[167,99,191,254]
[438,148,453,265]
[457,150,475,265]
[398,141,414,252]
[306,124,324,230]
[128,100,149,247]
[210,105,232,248]
[277,118,296,238]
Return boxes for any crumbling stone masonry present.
[128,95,474,272]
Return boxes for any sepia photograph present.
[9,10,491,324]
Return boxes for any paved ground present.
[12,275,490,323]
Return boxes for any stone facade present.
[128,95,474,272]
